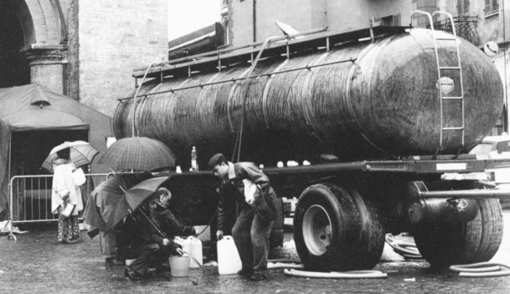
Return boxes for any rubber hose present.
[267,259,304,270]
[268,258,302,263]
[385,234,422,259]
[449,262,510,277]
[284,269,387,279]
[268,262,304,270]
[182,251,204,269]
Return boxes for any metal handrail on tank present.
[121,26,409,103]
[133,27,330,74]
[131,26,407,80]
[119,58,358,102]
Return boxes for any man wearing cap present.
[208,153,279,281]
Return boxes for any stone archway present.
[0,0,68,93]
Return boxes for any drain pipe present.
[252,0,257,42]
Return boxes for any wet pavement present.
[1,211,510,294]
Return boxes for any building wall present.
[327,0,411,31]
[445,0,508,133]
[229,0,412,47]
[77,0,168,116]
[4,1,168,117]
[255,0,314,41]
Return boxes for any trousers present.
[232,207,274,272]
[126,243,174,276]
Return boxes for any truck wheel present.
[412,198,503,268]
[270,197,285,248]
[348,189,385,269]
[293,183,384,271]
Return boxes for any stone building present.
[0,0,168,117]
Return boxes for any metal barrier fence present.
[9,173,110,224]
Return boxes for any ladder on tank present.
[411,10,465,152]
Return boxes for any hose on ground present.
[284,268,387,279]
[385,233,422,259]
[449,262,510,277]
[267,262,304,270]
[267,259,387,278]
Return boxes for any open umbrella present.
[42,140,99,172]
[83,175,169,234]
[98,137,176,172]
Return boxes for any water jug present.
[174,237,191,257]
[189,236,203,268]
[194,225,211,242]
[217,236,242,275]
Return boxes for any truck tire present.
[412,198,503,268]
[348,189,385,269]
[270,197,285,248]
[293,183,384,271]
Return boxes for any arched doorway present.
[0,0,32,88]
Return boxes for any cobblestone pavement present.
[1,211,510,294]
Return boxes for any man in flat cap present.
[208,153,279,281]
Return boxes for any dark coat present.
[117,204,195,257]
[217,162,278,230]
[83,173,152,237]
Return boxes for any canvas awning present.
[0,84,113,221]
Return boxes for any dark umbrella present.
[83,174,168,234]
[97,137,176,172]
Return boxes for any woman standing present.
[51,147,83,243]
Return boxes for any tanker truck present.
[114,19,510,271]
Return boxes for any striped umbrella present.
[98,137,176,172]
[42,141,99,173]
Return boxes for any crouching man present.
[123,189,196,281]
[208,153,279,281]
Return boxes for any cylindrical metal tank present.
[114,28,504,168]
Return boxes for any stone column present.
[20,44,68,95]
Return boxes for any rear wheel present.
[412,198,503,268]
[293,183,384,271]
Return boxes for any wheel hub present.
[302,204,332,255]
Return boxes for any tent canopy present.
[0,84,113,221]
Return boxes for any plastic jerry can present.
[174,237,191,257]
[217,236,242,275]
[189,236,203,268]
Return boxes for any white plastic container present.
[194,225,211,242]
[189,236,203,268]
[217,236,242,275]
[174,237,191,257]
[175,236,203,268]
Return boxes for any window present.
[380,14,401,26]
[457,0,469,15]
[221,18,230,46]
[485,0,499,15]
